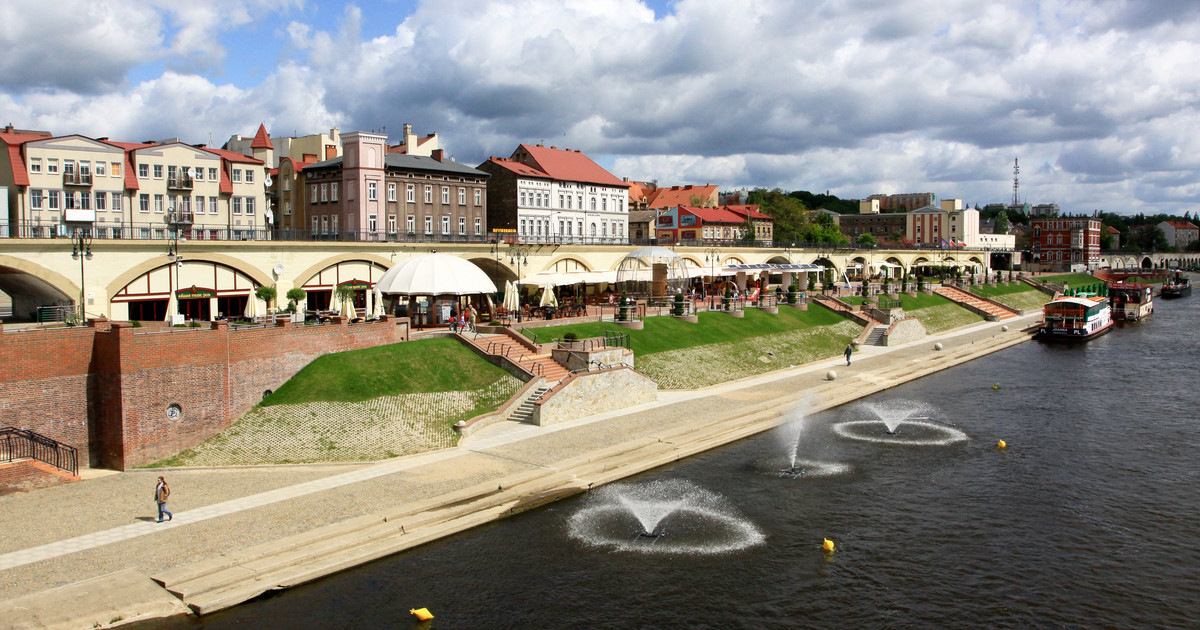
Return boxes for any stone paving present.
[0,313,1040,618]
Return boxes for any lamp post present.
[70,227,93,322]
[508,244,531,321]
[166,205,191,321]
[704,247,720,310]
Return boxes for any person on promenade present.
[468,306,478,332]
[844,343,853,366]
[448,314,457,333]
[155,476,173,522]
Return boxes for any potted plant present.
[255,286,278,313]
[723,283,732,311]
[672,292,685,316]
[618,291,630,321]
[285,287,307,313]
[787,282,798,304]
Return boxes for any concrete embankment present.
[0,317,1036,629]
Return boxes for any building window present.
[284,200,292,215]
[458,188,465,205]
[312,216,319,234]
[407,215,414,233]
[112,193,122,212]
[138,163,148,178]
[368,181,377,201]
[208,167,218,181]
[232,168,242,183]
[331,215,338,234]
[369,214,377,233]
[233,197,242,215]
[95,161,106,177]
[210,197,218,214]
[321,184,328,202]
[111,162,121,177]
[520,191,527,206]
[459,217,466,234]
[311,185,318,203]
[331,182,338,201]
[47,158,59,174]
[388,183,396,202]
[140,194,149,213]
[602,198,607,211]
[590,198,596,211]
[388,215,396,233]
[406,184,415,202]
[95,191,106,211]
[424,216,432,234]
[245,169,253,184]
[245,197,254,215]
[474,189,481,205]
[29,158,41,173]
[30,189,43,210]
[441,187,449,204]
[424,185,432,203]
[154,194,164,213]
[321,216,329,234]
[442,216,450,234]
[153,164,163,179]
[519,219,526,235]
[474,218,481,234]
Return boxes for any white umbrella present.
[165,291,176,323]
[539,283,558,307]
[375,253,497,296]
[244,291,259,320]
[365,286,375,318]
[370,286,384,319]
[341,291,358,320]
[504,280,520,313]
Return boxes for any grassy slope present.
[264,338,513,405]
[972,282,1051,312]
[898,292,985,333]
[1041,273,1102,287]
[521,306,845,356]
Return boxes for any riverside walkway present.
[0,313,1040,629]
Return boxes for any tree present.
[255,286,277,311]
[285,288,307,313]
[749,189,808,243]
[856,232,877,246]
[994,211,1011,235]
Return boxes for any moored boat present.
[1036,295,1114,341]
[1107,282,1153,321]
[1161,271,1192,299]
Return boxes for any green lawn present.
[520,306,845,356]
[1040,273,1102,287]
[895,292,985,333]
[263,338,513,405]
[972,282,1051,312]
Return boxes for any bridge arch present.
[292,253,393,289]
[106,252,272,301]
[0,254,79,320]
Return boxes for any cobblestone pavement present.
[0,315,1037,605]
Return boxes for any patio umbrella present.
[341,291,358,320]
[244,291,259,320]
[370,286,384,319]
[375,252,496,296]
[539,282,559,307]
[165,291,176,323]
[365,286,375,319]
[504,280,520,313]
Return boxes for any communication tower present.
[1011,157,1020,206]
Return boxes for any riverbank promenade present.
[0,313,1039,629]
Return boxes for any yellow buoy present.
[997,440,1007,449]
[992,384,999,390]
[410,608,434,621]
[822,538,835,552]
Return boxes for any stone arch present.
[0,254,79,320]
[292,253,393,289]
[544,255,592,272]
[765,255,791,264]
[469,257,516,285]
[1141,256,1154,269]
[105,252,272,301]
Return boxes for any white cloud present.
[6,0,1200,214]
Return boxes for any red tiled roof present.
[680,206,746,224]
[0,131,53,187]
[1162,220,1198,229]
[485,157,551,179]
[626,181,649,203]
[646,184,717,209]
[515,144,627,187]
[725,204,770,220]
[201,146,264,164]
[100,140,152,191]
[250,123,272,150]
[1105,226,1120,233]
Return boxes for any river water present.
[183,286,1200,629]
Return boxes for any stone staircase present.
[509,386,551,423]
[934,286,1018,320]
[464,333,571,381]
[863,325,888,346]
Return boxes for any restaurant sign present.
[337,279,371,290]
[176,286,216,299]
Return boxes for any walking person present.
[155,476,173,523]
[467,306,478,332]
[844,343,854,366]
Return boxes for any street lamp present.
[70,227,93,321]
[704,247,721,310]
[508,244,531,321]
[166,205,191,321]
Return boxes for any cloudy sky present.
[4,0,1199,215]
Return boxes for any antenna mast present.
[1011,157,1020,207]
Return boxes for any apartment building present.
[1030,216,1101,271]
[301,132,488,240]
[479,144,629,244]
[1157,220,1199,249]
[1,125,268,240]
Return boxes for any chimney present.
[325,144,337,160]
[432,149,445,162]
[403,123,412,137]
[303,153,317,162]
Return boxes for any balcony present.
[168,174,194,190]
[63,171,93,186]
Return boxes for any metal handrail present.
[0,427,79,476]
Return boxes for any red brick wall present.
[0,322,104,465]
[0,317,410,471]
